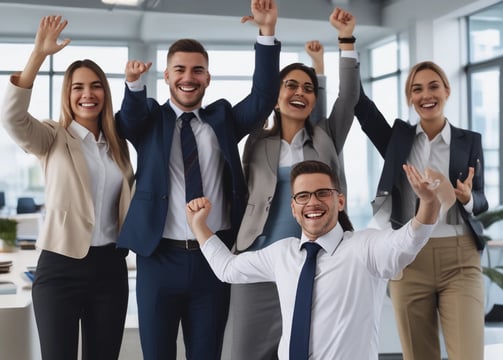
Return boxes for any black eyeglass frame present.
[291,188,340,205]
[282,79,315,94]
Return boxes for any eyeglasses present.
[283,79,315,94]
[292,188,339,205]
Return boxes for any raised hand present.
[124,60,153,83]
[34,15,71,57]
[241,0,277,36]
[186,197,213,243]
[305,40,324,75]
[330,7,355,38]
[455,166,474,205]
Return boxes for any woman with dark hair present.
[1,16,133,360]
[228,7,360,360]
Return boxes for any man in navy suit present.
[115,1,280,358]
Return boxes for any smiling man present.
[186,160,446,360]
[114,1,280,359]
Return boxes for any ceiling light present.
[101,0,144,6]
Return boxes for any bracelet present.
[338,36,356,44]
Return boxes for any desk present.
[0,249,41,360]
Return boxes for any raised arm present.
[322,7,360,154]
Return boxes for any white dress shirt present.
[408,120,472,236]
[201,219,435,359]
[68,121,123,246]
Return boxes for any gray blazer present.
[236,57,360,252]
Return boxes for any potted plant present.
[0,218,17,252]
[475,207,503,321]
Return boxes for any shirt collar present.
[416,118,451,145]
[68,120,106,144]
[169,100,201,122]
[299,222,344,256]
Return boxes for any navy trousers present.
[136,240,230,360]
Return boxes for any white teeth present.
[422,103,435,108]
[306,212,323,218]
[180,86,196,92]
[290,100,306,108]
[80,103,96,108]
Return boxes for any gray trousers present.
[229,282,282,360]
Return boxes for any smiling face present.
[408,68,450,126]
[277,69,316,125]
[69,67,105,127]
[291,172,345,240]
[164,51,210,111]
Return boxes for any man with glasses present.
[185,160,451,359]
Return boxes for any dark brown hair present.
[167,38,209,65]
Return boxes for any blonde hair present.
[404,61,450,105]
[59,59,130,174]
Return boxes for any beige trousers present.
[389,235,485,360]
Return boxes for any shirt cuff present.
[126,79,144,92]
[341,49,359,62]
[463,194,474,213]
[257,35,275,46]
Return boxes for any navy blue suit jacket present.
[116,42,280,256]
[355,89,488,250]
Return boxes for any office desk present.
[0,249,41,360]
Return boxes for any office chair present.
[16,197,39,214]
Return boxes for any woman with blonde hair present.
[355,60,488,360]
[1,15,134,359]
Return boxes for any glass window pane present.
[370,41,398,77]
[53,45,128,73]
[470,68,500,207]
[371,77,399,125]
[0,44,49,71]
[468,2,503,63]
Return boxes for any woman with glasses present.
[227,7,360,360]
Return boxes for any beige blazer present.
[1,79,134,259]
[236,57,360,252]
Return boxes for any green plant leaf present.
[476,208,503,229]
[483,267,503,290]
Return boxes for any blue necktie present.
[290,241,321,360]
[180,112,203,202]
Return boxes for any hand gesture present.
[403,164,440,204]
[329,7,355,38]
[305,40,324,75]
[34,15,71,57]
[455,167,474,205]
[241,0,277,36]
[186,197,212,234]
[124,60,153,83]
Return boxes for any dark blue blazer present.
[115,42,281,256]
[355,89,488,250]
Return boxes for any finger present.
[464,167,474,184]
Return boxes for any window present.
[467,2,503,208]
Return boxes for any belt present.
[163,238,200,251]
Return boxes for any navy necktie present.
[290,241,322,360]
[180,112,203,202]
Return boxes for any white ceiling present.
[0,0,497,48]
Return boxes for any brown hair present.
[60,59,130,174]
[290,160,354,231]
[167,38,209,65]
[405,61,450,105]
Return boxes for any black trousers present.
[32,244,129,360]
